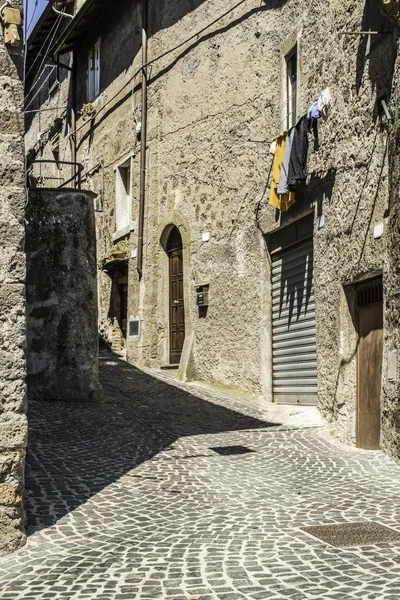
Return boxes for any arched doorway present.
[167,226,185,364]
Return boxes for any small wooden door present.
[356,278,383,450]
[167,227,185,364]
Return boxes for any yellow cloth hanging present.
[269,131,295,211]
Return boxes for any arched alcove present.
[158,213,192,369]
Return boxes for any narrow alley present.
[0,350,399,600]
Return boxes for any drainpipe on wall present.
[137,0,148,278]
[70,50,77,188]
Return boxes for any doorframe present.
[158,212,192,367]
[167,230,185,364]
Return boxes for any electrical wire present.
[25,64,56,108]
[65,0,251,140]
[25,105,68,114]
[25,9,63,82]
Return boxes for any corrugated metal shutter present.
[271,238,317,405]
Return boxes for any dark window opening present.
[286,47,297,128]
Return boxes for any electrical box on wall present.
[196,284,209,307]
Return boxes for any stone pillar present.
[0,0,27,556]
[26,189,103,403]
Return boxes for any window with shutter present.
[87,39,101,101]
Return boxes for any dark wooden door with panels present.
[167,226,185,365]
[356,277,383,450]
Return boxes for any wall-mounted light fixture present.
[1,4,21,47]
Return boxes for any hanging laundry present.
[306,100,320,151]
[317,87,331,120]
[306,88,332,150]
[288,115,309,191]
[269,131,295,211]
[277,127,295,195]
[307,88,332,120]
[310,99,320,120]
[309,116,319,151]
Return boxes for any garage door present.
[271,238,317,405]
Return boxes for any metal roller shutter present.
[271,238,318,405]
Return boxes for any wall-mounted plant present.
[80,102,97,120]
[110,241,128,259]
[111,242,128,252]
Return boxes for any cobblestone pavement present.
[1,350,400,600]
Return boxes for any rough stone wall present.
[25,53,72,188]
[72,0,142,349]
[382,37,400,463]
[71,0,286,398]
[25,189,102,403]
[0,0,27,555]
[142,0,275,394]
[255,0,400,458]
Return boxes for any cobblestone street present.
[1,350,400,600]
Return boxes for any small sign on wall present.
[388,350,397,381]
[374,222,384,239]
[129,319,140,337]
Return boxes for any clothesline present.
[268,88,332,212]
[248,111,312,145]
[249,88,332,145]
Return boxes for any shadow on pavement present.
[25,348,277,535]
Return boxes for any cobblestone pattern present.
[0,351,399,599]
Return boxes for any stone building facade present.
[0,0,27,555]
[25,0,400,462]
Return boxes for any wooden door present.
[169,248,185,364]
[356,279,383,450]
[166,226,185,364]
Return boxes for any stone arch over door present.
[158,212,192,369]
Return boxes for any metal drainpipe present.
[137,0,148,278]
[70,50,77,188]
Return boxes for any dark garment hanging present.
[287,115,309,191]
[310,117,319,151]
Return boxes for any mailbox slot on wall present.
[196,285,209,306]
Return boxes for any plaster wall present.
[0,0,27,555]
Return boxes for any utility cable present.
[25,9,63,82]
[24,64,56,109]
[66,0,251,140]
[25,105,68,114]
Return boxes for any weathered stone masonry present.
[26,189,102,404]
[0,0,27,556]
